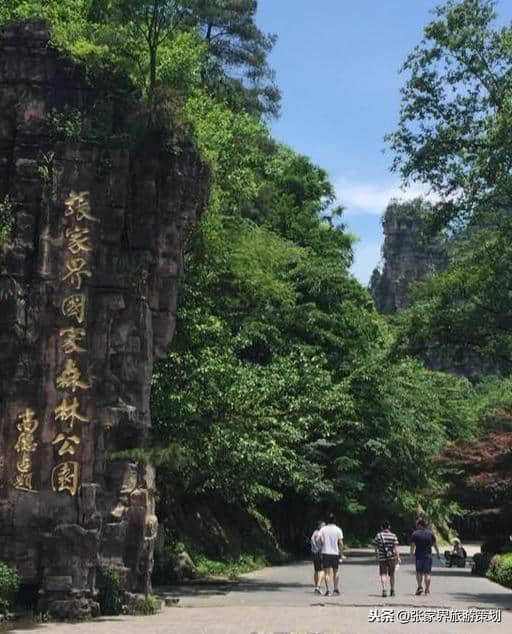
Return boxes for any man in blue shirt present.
[410,518,440,595]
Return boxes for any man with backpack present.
[374,521,401,597]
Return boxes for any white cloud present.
[350,241,383,286]
[335,178,438,216]
[335,178,444,284]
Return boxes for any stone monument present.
[0,20,208,617]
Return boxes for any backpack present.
[379,533,395,559]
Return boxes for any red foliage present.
[437,432,512,505]
[439,432,512,469]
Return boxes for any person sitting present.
[444,538,467,567]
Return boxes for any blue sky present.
[256,0,511,284]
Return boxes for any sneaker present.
[415,587,423,596]
[390,589,395,597]
[382,590,387,597]
[324,590,332,597]
[333,588,340,596]
[314,587,321,594]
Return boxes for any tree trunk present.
[149,45,157,116]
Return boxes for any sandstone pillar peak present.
[0,19,208,617]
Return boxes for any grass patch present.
[193,553,269,578]
[343,536,372,549]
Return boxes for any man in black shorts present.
[410,518,440,595]
[315,513,344,596]
[310,520,325,593]
[374,520,401,597]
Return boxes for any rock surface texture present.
[0,20,208,617]
[369,203,447,314]
[369,202,495,378]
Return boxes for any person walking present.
[410,518,440,595]
[374,521,401,597]
[310,520,325,593]
[315,513,344,597]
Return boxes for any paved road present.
[11,548,512,633]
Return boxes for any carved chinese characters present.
[54,397,89,426]
[63,257,92,289]
[51,461,79,496]
[61,295,86,324]
[51,191,98,495]
[64,191,99,223]
[13,409,39,491]
[56,359,91,392]
[59,328,86,354]
[65,227,92,255]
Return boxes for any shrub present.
[45,108,83,142]
[486,554,502,579]
[37,152,55,184]
[153,539,196,585]
[487,553,512,589]
[138,596,159,615]
[0,196,14,244]
[123,593,160,616]
[481,535,508,554]
[98,567,124,616]
[0,561,20,614]
[472,552,493,576]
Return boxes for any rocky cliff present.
[369,199,447,314]
[369,200,497,379]
[0,20,208,617]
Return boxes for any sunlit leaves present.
[387,0,512,225]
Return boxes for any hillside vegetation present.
[2,0,511,576]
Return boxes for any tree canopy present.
[0,0,279,115]
[385,0,512,541]
[387,0,512,228]
[386,1,512,366]
[1,0,506,563]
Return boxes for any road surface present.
[10,548,512,633]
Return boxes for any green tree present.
[344,354,476,531]
[1,0,279,116]
[387,0,512,365]
[397,212,512,368]
[189,0,279,116]
[113,1,188,100]
[436,376,512,534]
[151,213,357,511]
[0,0,485,553]
[387,0,512,228]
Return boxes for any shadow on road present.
[432,568,472,576]
[342,557,385,567]
[450,591,512,609]
[227,578,311,594]
[158,578,311,599]
[158,585,233,597]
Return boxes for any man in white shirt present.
[315,513,344,596]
